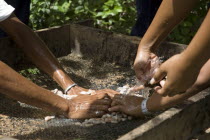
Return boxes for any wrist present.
[57,99,69,117]
[138,39,159,53]
[53,70,75,90]
[141,99,152,115]
[138,44,152,53]
[146,98,156,112]
[64,83,77,94]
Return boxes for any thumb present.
[97,93,109,99]
[150,67,166,85]
[108,105,122,112]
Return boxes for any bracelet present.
[64,83,77,94]
[141,99,152,115]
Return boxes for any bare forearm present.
[0,61,69,115]
[182,10,210,69]
[147,88,197,112]
[139,0,199,51]
[0,14,74,90]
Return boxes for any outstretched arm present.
[0,61,69,116]
[0,61,113,119]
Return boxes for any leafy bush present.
[19,68,40,77]
[30,0,208,44]
[30,0,136,34]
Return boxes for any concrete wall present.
[0,23,186,67]
[69,24,186,66]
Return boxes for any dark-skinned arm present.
[0,61,69,116]
[0,14,118,95]
[0,14,74,91]
[0,61,113,119]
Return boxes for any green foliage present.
[19,68,40,77]
[30,0,208,44]
[30,0,136,34]
[168,0,209,44]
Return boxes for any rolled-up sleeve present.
[0,0,15,22]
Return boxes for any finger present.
[129,85,145,92]
[89,105,109,111]
[113,94,124,100]
[150,67,166,85]
[150,53,157,59]
[111,99,123,106]
[168,90,185,97]
[95,93,109,99]
[93,99,112,105]
[136,72,144,81]
[154,86,161,91]
[96,90,108,95]
[108,105,123,112]
[134,65,147,81]
[178,91,186,94]
[105,89,119,94]
[70,110,106,119]
[155,82,172,96]
[168,91,179,97]
[93,111,106,117]
[160,80,166,87]
[106,91,120,98]
[87,110,106,118]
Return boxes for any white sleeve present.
[0,0,15,22]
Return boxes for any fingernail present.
[108,108,112,112]
[150,78,155,85]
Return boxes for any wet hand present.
[134,48,160,84]
[151,54,200,97]
[67,86,88,95]
[109,94,145,117]
[67,93,112,119]
[94,89,119,98]
[68,86,119,97]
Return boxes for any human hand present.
[68,86,119,97]
[134,48,160,84]
[109,94,145,117]
[66,93,112,119]
[67,86,88,95]
[151,54,201,97]
[94,89,119,98]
